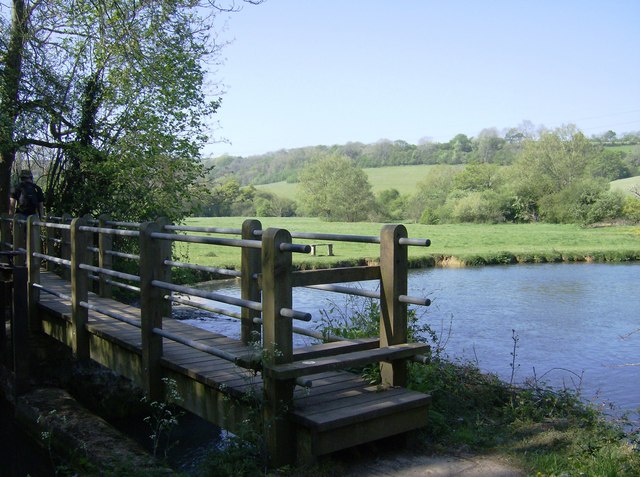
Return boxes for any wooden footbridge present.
[1,214,432,467]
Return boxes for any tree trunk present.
[0,0,27,211]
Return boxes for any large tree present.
[297,155,374,222]
[1,0,258,221]
[506,125,609,222]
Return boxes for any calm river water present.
[180,263,640,414]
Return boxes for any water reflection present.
[177,263,640,413]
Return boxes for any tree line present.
[2,1,637,227]
[1,0,260,223]
[202,125,640,225]
[205,124,640,186]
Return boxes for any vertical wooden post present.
[70,217,90,359]
[45,218,54,272]
[139,219,171,401]
[261,227,295,468]
[379,224,409,387]
[12,265,29,395]
[0,279,8,363]
[98,214,112,298]
[26,216,42,331]
[1,213,11,261]
[61,214,72,280]
[12,216,26,267]
[241,219,262,345]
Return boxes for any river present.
[180,262,640,415]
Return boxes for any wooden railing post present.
[44,217,54,272]
[98,214,112,298]
[241,219,261,345]
[26,215,42,331]
[70,217,90,359]
[12,265,29,395]
[1,213,11,261]
[261,227,295,468]
[139,218,171,401]
[379,224,409,387]
[12,216,26,267]
[61,213,72,280]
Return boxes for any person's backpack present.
[18,182,39,214]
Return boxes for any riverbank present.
[2,309,638,476]
[177,219,640,272]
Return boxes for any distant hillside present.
[257,166,640,202]
[610,175,640,195]
[204,137,519,186]
[204,136,640,188]
[255,164,459,200]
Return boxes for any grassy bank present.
[200,298,640,477]
[176,218,640,271]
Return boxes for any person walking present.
[9,169,45,219]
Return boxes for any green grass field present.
[176,217,640,270]
[255,164,457,200]
[256,164,639,200]
[610,175,640,195]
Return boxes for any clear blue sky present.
[205,0,640,157]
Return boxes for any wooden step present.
[291,372,430,461]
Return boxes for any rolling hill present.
[255,164,461,200]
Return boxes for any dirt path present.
[342,450,525,477]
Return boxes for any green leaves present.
[297,155,375,222]
[1,0,230,222]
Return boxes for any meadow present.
[255,164,456,199]
[256,164,640,200]
[176,217,640,271]
[610,175,640,195]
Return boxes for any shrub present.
[622,196,640,223]
[451,191,505,223]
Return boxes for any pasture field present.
[610,175,640,195]
[175,217,640,270]
[255,164,456,199]
[255,164,637,200]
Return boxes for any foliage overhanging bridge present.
[1,214,433,467]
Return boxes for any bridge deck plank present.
[35,271,429,456]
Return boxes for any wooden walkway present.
[35,271,431,462]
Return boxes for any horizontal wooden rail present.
[399,237,431,247]
[153,280,312,322]
[307,283,431,306]
[33,282,72,301]
[164,259,241,278]
[257,231,431,247]
[264,342,430,380]
[104,249,139,261]
[87,246,138,261]
[152,232,261,248]
[80,300,141,328]
[291,266,381,287]
[399,295,431,306]
[35,221,70,230]
[103,220,139,228]
[168,295,242,319]
[79,225,139,237]
[105,279,140,293]
[78,263,140,283]
[164,225,242,235]
[152,326,258,367]
[33,254,70,268]
[153,280,262,311]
